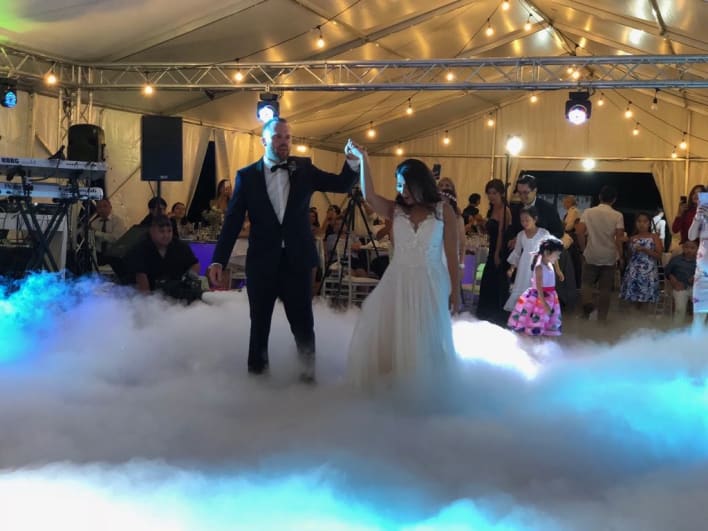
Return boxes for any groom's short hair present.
[262,117,288,138]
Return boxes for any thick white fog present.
[0,273,706,530]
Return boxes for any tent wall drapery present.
[1,89,707,230]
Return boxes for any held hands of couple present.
[345,139,366,161]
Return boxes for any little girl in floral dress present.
[508,237,564,337]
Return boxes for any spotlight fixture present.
[1,78,17,108]
[316,26,325,49]
[502,0,510,11]
[565,91,592,125]
[442,131,451,145]
[367,122,376,138]
[256,92,279,122]
[679,133,687,150]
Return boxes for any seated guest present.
[169,201,194,239]
[665,239,698,324]
[462,193,481,225]
[89,198,126,265]
[140,196,178,240]
[322,204,341,239]
[127,215,200,294]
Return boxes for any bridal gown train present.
[347,202,457,387]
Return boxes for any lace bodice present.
[391,202,445,267]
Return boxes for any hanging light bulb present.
[597,93,605,106]
[651,89,659,110]
[45,72,58,85]
[679,133,688,150]
[406,98,413,115]
[234,70,244,82]
[566,66,575,75]
[367,122,376,138]
[502,0,510,11]
[142,84,154,96]
[671,147,678,159]
[442,131,451,145]
[624,102,633,119]
[316,26,325,49]
[530,93,538,103]
[524,14,532,31]
[395,144,404,156]
[446,71,455,81]
[633,123,640,136]
[296,144,308,153]
[572,69,581,80]
[485,19,494,37]
[486,114,495,127]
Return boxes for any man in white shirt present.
[575,185,625,321]
[207,117,359,382]
[89,198,126,265]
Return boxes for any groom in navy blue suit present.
[208,117,358,381]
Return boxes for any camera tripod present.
[320,189,382,304]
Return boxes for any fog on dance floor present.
[0,273,706,530]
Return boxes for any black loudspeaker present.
[68,124,105,162]
[141,115,183,182]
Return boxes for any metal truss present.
[2,45,708,91]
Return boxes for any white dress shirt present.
[263,156,290,224]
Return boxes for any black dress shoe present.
[248,363,269,375]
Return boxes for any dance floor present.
[0,273,706,530]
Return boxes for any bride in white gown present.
[345,140,460,387]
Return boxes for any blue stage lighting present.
[1,80,17,108]
[257,93,279,122]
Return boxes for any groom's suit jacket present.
[212,156,357,275]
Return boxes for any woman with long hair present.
[476,178,512,326]
[345,143,459,387]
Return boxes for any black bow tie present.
[270,161,289,172]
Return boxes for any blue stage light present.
[1,80,17,108]
[257,93,279,122]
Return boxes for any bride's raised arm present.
[346,139,395,220]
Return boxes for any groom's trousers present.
[245,250,315,370]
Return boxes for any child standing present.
[664,239,698,324]
[508,237,564,336]
[505,206,551,312]
[620,212,662,309]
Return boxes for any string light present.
[486,114,495,127]
[142,84,154,96]
[485,19,494,37]
[395,144,404,156]
[597,93,605,106]
[524,14,532,31]
[679,132,688,150]
[316,26,325,49]
[624,102,633,119]
[442,131,451,145]
[671,148,678,159]
[406,98,413,115]
[530,93,538,103]
[633,123,640,136]
[502,0,510,11]
[446,71,455,81]
[571,69,581,80]
[45,72,58,85]
[234,70,244,82]
[296,144,308,153]
[566,66,575,75]
[651,89,659,110]
[367,122,376,138]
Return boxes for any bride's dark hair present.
[394,159,441,213]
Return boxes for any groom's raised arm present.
[212,171,248,267]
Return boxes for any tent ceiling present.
[2,0,707,151]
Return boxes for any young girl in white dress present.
[344,140,460,387]
[504,206,551,312]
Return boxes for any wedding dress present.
[347,202,457,387]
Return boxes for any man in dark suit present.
[207,117,358,382]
